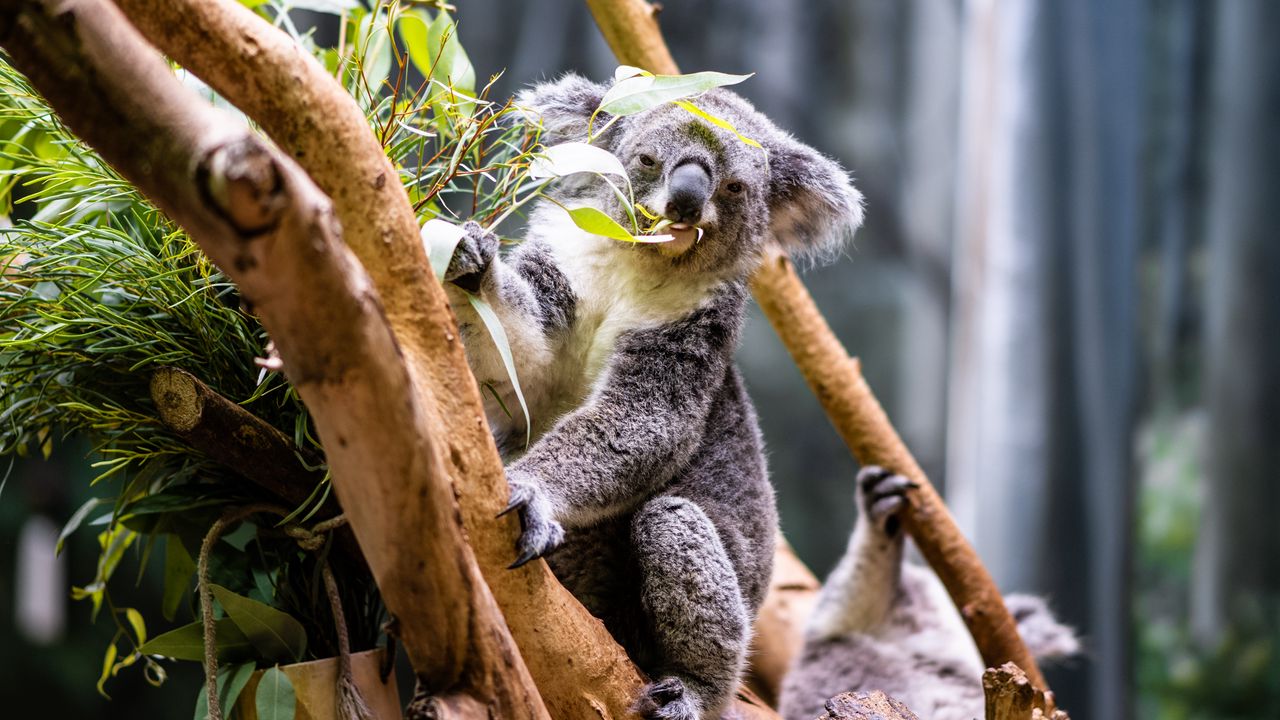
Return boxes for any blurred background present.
[3,1,1278,718]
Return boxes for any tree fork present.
[0,2,547,716]
[109,0,784,716]
[584,0,1051,698]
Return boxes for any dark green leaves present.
[211,584,308,663]
[138,619,256,663]
[193,662,255,720]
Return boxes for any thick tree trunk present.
[0,2,548,716]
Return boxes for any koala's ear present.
[764,133,864,257]
[515,74,610,145]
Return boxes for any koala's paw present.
[856,465,916,538]
[632,677,701,720]
[499,476,564,569]
[444,221,499,285]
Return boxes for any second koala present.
[443,75,863,719]
[778,467,1080,720]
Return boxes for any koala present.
[779,467,1080,720]
[441,74,864,719]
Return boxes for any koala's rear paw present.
[445,221,499,287]
[856,465,916,538]
[499,476,564,569]
[632,677,701,720]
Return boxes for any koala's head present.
[518,74,864,277]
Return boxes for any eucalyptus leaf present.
[426,11,475,95]
[564,206,637,242]
[529,142,628,180]
[421,218,468,281]
[672,100,763,150]
[355,10,392,91]
[162,536,195,622]
[96,639,117,698]
[255,666,297,720]
[465,292,531,449]
[139,618,256,662]
[57,496,103,555]
[597,71,753,117]
[212,584,307,663]
[194,662,256,720]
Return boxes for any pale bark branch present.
[0,2,546,716]
[110,3,661,716]
[983,663,1069,720]
[150,366,326,510]
[583,0,1051,699]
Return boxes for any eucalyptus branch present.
[0,1,547,715]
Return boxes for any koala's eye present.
[727,181,744,194]
[639,154,656,167]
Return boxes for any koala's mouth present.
[655,223,702,258]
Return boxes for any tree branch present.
[983,663,1069,720]
[110,3,662,716]
[583,0,1051,698]
[816,691,920,720]
[150,366,326,510]
[0,2,547,716]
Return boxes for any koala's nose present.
[665,162,711,224]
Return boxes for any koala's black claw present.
[508,549,540,570]
[633,676,699,720]
[857,466,915,536]
[497,497,522,518]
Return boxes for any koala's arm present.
[445,224,575,387]
[805,467,913,640]
[508,284,744,528]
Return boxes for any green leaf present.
[565,206,634,242]
[465,292,532,449]
[162,536,195,622]
[597,70,753,117]
[212,584,307,663]
[194,662,256,720]
[529,142,628,180]
[255,667,297,720]
[57,497,104,555]
[420,218,468,281]
[97,639,118,698]
[125,607,147,645]
[672,100,764,150]
[355,9,392,91]
[426,11,475,96]
[139,618,256,663]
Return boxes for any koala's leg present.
[630,496,748,720]
[805,466,915,640]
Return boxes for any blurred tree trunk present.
[948,1,1142,717]
[1191,0,1280,644]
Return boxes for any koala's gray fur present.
[443,74,864,719]
[778,467,1081,720]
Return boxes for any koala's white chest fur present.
[469,210,723,453]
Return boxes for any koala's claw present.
[632,677,699,720]
[856,465,917,537]
[444,221,499,286]
[500,478,564,569]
